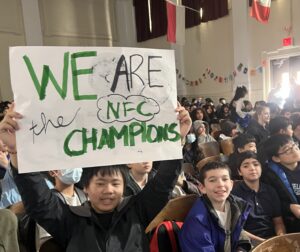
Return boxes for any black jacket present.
[262,162,300,233]
[246,119,269,147]
[13,159,181,252]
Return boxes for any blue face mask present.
[186,133,196,144]
[58,168,83,185]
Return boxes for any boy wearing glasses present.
[263,134,300,232]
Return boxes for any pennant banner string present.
[176,63,264,86]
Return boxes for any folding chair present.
[198,141,220,158]
[145,194,198,234]
[181,163,196,177]
[252,233,300,252]
[220,138,234,156]
[196,155,222,171]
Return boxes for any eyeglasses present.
[277,142,299,156]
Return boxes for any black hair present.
[81,165,127,189]
[232,133,256,152]
[196,161,231,184]
[231,86,248,101]
[219,98,225,102]
[40,171,55,185]
[220,120,237,136]
[263,134,294,159]
[290,113,300,130]
[181,97,188,105]
[190,107,208,122]
[236,151,259,172]
[242,100,253,112]
[267,102,281,118]
[243,100,252,107]
[269,116,292,135]
[0,101,11,121]
[205,97,213,103]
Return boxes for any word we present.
[23,51,164,101]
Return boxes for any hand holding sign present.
[9,47,181,172]
[176,103,192,139]
[0,103,22,153]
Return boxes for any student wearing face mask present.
[183,130,204,168]
[35,168,86,251]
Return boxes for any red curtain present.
[133,0,228,42]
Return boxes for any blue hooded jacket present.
[179,194,251,252]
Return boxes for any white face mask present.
[186,133,196,144]
[58,168,83,185]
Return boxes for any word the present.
[29,109,80,143]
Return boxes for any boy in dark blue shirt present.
[232,151,285,242]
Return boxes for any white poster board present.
[9,47,181,173]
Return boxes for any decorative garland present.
[176,63,264,86]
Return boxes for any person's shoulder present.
[260,181,276,191]
[184,197,211,224]
[296,162,300,171]
[232,180,245,193]
[259,182,280,198]
[69,202,92,217]
[187,197,206,215]
[228,194,250,210]
[246,119,258,129]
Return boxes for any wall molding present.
[39,0,118,41]
[0,0,24,35]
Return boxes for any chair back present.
[198,141,220,158]
[182,163,196,177]
[145,194,198,233]
[220,138,234,156]
[196,155,222,171]
[252,233,300,252]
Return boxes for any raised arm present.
[136,104,192,224]
[0,103,21,168]
[0,105,76,248]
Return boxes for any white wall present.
[248,0,299,103]
[180,14,234,102]
[0,0,26,100]
[135,0,300,104]
[1,0,299,104]
[40,0,118,47]
[0,0,118,100]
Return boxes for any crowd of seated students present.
[1,91,300,252]
[179,89,300,250]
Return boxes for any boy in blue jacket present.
[179,161,252,252]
